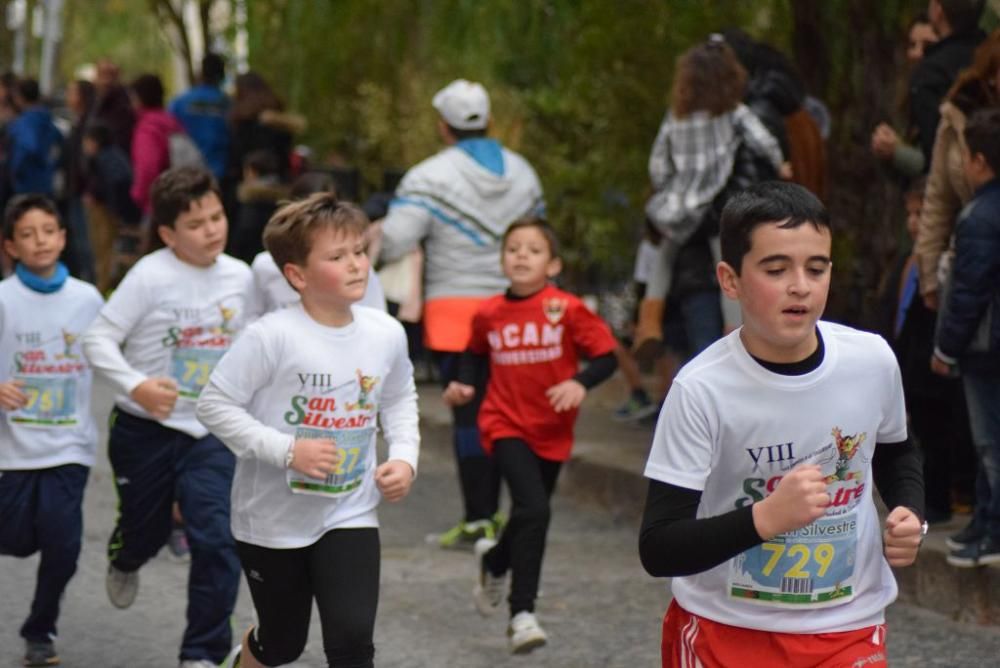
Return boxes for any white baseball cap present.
[432,79,490,130]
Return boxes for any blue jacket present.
[168,84,229,179]
[937,178,1000,372]
[7,105,61,195]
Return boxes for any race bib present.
[287,427,374,497]
[8,375,78,428]
[729,511,858,607]
[170,347,225,399]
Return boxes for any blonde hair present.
[262,192,369,271]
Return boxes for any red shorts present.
[661,600,887,668]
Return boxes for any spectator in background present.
[871,13,940,178]
[82,122,140,292]
[230,149,288,264]
[909,0,985,164]
[228,72,304,187]
[6,78,61,197]
[63,79,97,283]
[127,74,184,218]
[915,29,1000,310]
[89,59,135,154]
[170,53,230,182]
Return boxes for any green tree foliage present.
[246,0,787,286]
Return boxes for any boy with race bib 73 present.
[82,166,251,668]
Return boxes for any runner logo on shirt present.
[542,297,568,324]
[284,369,379,497]
[161,302,240,399]
[729,426,867,607]
[8,328,87,428]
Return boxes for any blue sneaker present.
[613,392,658,422]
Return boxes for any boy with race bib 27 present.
[196,193,419,667]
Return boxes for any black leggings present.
[483,438,562,615]
[236,528,380,667]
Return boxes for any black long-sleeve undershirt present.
[639,328,925,578]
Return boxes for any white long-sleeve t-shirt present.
[196,303,419,548]
[82,248,253,438]
[0,275,103,469]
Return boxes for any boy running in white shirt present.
[196,193,419,668]
[0,195,104,667]
[640,182,925,667]
[82,167,252,668]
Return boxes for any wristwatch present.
[284,441,296,469]
[919,520,929,546]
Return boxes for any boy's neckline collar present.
[15,261,69,294]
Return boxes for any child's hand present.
[290,438,341,479]
[752,464,830,540]
[130,377,179,420]
[883,506,923,567]
[376,459,415,502]
[442,381,475,407]
[0,379,27,410]
[778,161,794,180]
[545,379,586,413]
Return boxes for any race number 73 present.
[181,360,212,387]
[761,543,835,578]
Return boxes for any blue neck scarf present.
[15,261,69,293]
[457,138,505,176]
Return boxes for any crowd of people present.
[0,0,999,666]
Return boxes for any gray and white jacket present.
[380,142,545,300]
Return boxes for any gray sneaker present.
[508,611,548,654]
[106,564,139,609]
[23,640,59,667]
[473,537,505,616]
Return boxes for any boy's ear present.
[546,256,562,278]
[157,224,175,249]
[2,238,18,261]
[717,261,741,301]
[283,262,307,292]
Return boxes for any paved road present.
[2,379,1000,667]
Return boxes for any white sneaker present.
[508,611,548,654]
[106,564,139,609]
[472,537,505,616]
[179,661,217,668]
[222,643,242,668]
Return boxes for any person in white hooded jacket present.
[374,79,545,549]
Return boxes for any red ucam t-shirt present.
[468,284,617,461]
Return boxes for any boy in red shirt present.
[443,218,618,654]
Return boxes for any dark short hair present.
[244,149,280,178]
[446,124,488,141]
[16,78,40,104]
[501,217,560,259]
[290,171,337,200]
[129,73,164,108]
[939,0,985,34]
[84,121,114,149]
[150,166,221,230]
[202,53,225,86]
[964,107,1000,174]
[263,193,369,277]
[3,194,62,240]
[719,181,830,274]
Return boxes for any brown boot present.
[632,298,665,365]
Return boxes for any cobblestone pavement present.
[2,380,1000,667]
